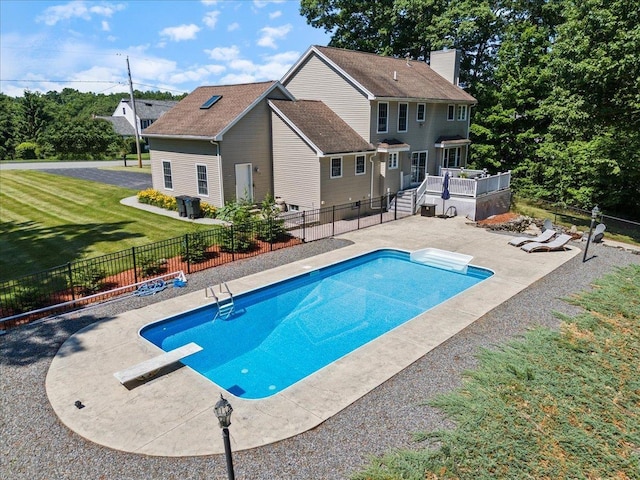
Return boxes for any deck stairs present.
[206,282,235,320]
[389,189,416,214]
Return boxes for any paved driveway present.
[40,168,152,190]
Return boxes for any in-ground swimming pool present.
[141,249,492,399]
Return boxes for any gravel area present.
[1,237,639,480]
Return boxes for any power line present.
[0,79,126,84]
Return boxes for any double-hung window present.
[456,104,468,121]
[331,157,342,178]
[196,164,208,196]
[355,155,366,175]
[416,103,426,122]
[387,152,399,169]
[447,104,455,121]
[398,103,408,132]
[377,102,388,133]
[162,161,173,189]
[443,147,462,168]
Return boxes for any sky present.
[0,0,331,97]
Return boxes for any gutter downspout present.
[369,155,382,209]
[210,141,224,207]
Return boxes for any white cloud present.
[101,21,110,31]
[253,0,285,7]
[205,46,240,61]
[257,24,292,49]
[269,11,282,19]
[169,64,226,84]
[227,22,240,32]
[201,0,218,5]
[203,11,220,29]
[219,72,257,85]
[160,24,201,42]
[36,1,125,26]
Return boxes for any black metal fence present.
[0,195,407,328]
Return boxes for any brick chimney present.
[429,49,460,86]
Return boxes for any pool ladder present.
[206,282,235,321]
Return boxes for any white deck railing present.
[417,171,511,201]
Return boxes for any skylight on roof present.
[200,95,222,109]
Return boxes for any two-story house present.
[98,98,178,139]
[143,46,508,219]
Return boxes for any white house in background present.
[143,46,511,220]
[97,98,178,138]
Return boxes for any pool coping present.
[45,216,580,456]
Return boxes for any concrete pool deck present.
[45,215,579,456]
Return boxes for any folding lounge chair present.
[508,228,556,247]
[582,223,606,243]
[521,234,573,253]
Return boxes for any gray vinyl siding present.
[284,54,371,140]
[271,113,321,210]
[370,102,470,176]
[148,138,223,207]
[220,97,278,204]
[320,154,374,207]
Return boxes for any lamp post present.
[582,205,600,263]
[214,394,235,480]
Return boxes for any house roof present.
[269,99,375,156]
[121,99,178,120]
[94,116,135,136]
[143,81,292,140]
[283,46,476,104]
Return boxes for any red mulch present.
[476,212,520,226]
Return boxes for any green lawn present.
[0,171,204,281]
[354,264,640,479]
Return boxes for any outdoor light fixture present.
[214,394,235,480]
[582,205,600,263]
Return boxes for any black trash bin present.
[175,196,188,217]
[184,196,202,219]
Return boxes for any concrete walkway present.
[45,215,579,456]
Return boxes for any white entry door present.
[235,163,253,203]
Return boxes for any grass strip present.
[354,264,640,480]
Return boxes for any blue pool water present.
[141,249,492,399]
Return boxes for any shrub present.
[137,189,177,211]
[181,230,209,263]
[137,254,168,277]
[257,194,288,242]
[73,265,107,294]
[216,201,256,252]
[11,285,48,314]
[15,142,39,160]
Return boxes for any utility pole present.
[126,56,143,168]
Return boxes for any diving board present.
[114,342,202,385]
[410,248,473,273]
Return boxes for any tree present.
[0,94,19,159]
[535,0,640,213]
[19,91,52,143]
[42,119,123,159]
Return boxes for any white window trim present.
[416,103,426,122]
[196,163,209,197]
[447,104,455,121]
[388,152,399,169]
[443,147,462,168]
[377,102,389,133]
[355,154,366,175]
[397,102,408,133]
[457,104,468,121]
[162,160,173,190]
[330,157,343,178]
